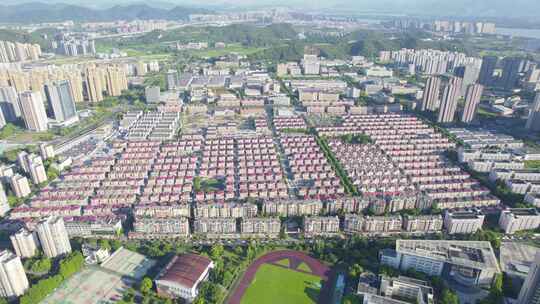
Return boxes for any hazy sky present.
[3,0,540,18]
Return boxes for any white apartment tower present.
[36,216,72,258]
[437,77,462,123]
[19,91,48,131]
[461,84,484,123]
[9,174,31,198]
[0,250,29,298]
[10,228,39,258]
[0,183,10,217]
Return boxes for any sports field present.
[240,263,322,304]
[41,267,131,304]
[42,248,155,304]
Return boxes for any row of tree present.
[20,251,85,304]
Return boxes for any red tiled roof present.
[158,253,212,289]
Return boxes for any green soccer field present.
[240,263,322,304]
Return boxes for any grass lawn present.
[241,264,321,304]
[275,259,290,267]
[297,262,311,272]
[191,44,264,58]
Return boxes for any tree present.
[348,264,364,278]
[140,277,153,294]
[210,244,224,261]
[98,239,111,251]
[193,298,206,304]
[30,257,52,273]
[222,270,234,287]
[440,288,459,304]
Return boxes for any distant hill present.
[0,3,213,23]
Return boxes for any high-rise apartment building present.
[478,56,497,86]
[421,76,441,111]
[0,110,5,129]
[500,57,523,90]
[85,67,105,103]
[461,84,484,123]
[9,174,31,198]
[45,80,78,123]
[0,183,9,217]
[518,251,540,304]
[437,77,462,123]
[36,216,72,258]
[526,93,540,131]
[10,228,39,258]
[455,63,480,96]
[0,86,21,122]
[0,40,41,63]
[39,143,55,160]
[19,91,48,131]
[29,162,47,184]
[0,250,29,298]
[105,66,128,97]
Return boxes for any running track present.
[227,250,332,304]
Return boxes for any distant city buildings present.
[0,40,41,63]
[387,19,496,35]
[55,38,96,57]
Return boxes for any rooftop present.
[157,253,213,289]
[500,242,538,277]
[396,240,500,272]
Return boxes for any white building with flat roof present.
[443,209,485,234]
[380,240,500,287]
[499,208,540,234]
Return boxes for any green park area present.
[240,263,322,304]
[190,44,264,58]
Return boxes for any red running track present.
[227,250,331,304]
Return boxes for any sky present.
[2,0,540,18]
